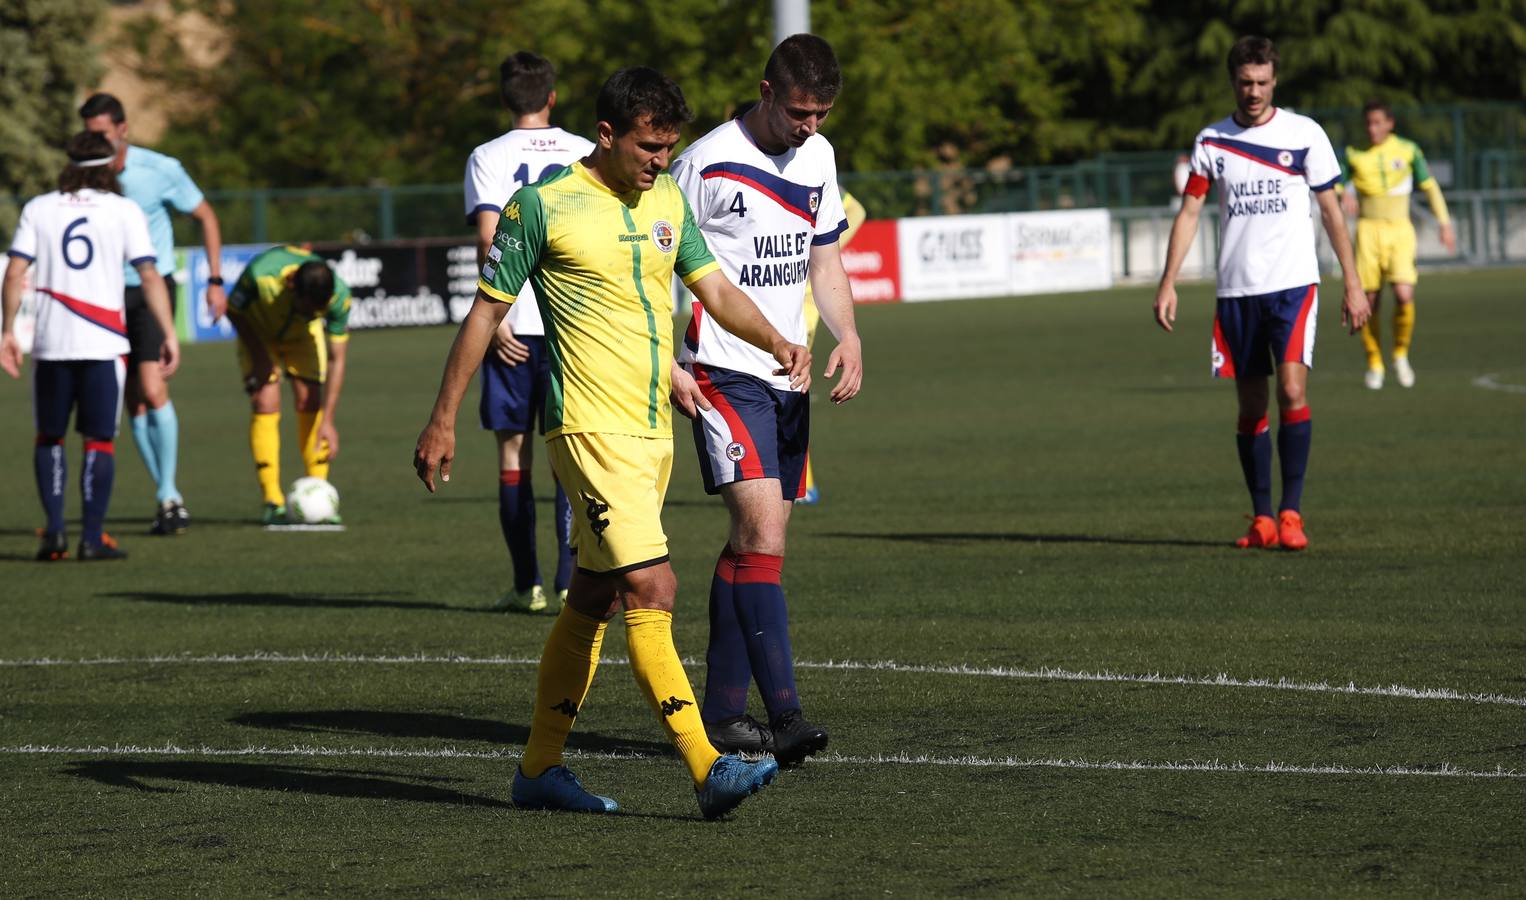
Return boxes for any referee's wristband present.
[207,276,225,286]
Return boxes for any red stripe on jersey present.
[685,301,702,352]
[1202,139,1300,176]
[42,289,126,337]
[1184,173,1211,198]
[1280,407,1311,426]
[1284,285,1317,364]
[702,170,815,225]
[692,364,766,479]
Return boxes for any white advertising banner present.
[1008,208,1113,294]
[897,209,1113,301]
[896,214,1011,301]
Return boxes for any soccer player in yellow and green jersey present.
[413,67,810,819]
[1340,100,1456,389]
[226,244,351,522]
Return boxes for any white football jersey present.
[7,189,154,360]
[464,127,593,335]
[1187,108,1342,297]
[670,118,848,388]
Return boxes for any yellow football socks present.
[250,412,284,505]
[624,608,721,786]
[297,410,330,479]
[1393,302,1416,358]
[1360,316,1384,371]
[520,607,608,779]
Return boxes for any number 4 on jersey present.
[729,191,747,218]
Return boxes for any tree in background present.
[0,0,106,245]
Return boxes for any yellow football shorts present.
[238,319,330,388]
[546,431,673,576]
[1355,218,1418,292]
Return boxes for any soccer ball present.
[286,477,339,524]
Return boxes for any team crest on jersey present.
[808,190,821,213]
[504,201,521,223]
[1391,158,1404,171]
[1277,150,1293,168]
[725,441,746,462]
[652,220,675,253]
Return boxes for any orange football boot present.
[1277,510,1308,551]
[1234,515,1280,549]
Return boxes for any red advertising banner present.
[841,219,901,303]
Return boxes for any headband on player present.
[69,156,115,168]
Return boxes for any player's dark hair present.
[1226,35,1278,78]
[78,92,126,124]
[294,260,335,308]
[57,131,121,195]
[499,51,556,116]
[1363,98,1394,119]
[764,33,843,103]
[595,67,692,135]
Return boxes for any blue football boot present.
[695,754,778,820]
[511,765,618,813]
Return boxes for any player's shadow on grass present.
[822,531,1224,548]
[63,759,513,807]
[101,590,498,613]
[231,709,674,757]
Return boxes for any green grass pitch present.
[2,269,1523,896]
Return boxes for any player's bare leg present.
[1391,282,1417,387]
[492,430,547,612]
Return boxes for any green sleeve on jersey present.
[228,265,258,311]
[1410,141,1433,185]
[673,191,717,281]
[481,185,546,303]
[324,276,352,337]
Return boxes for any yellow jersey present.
[479,162,720,439]
[227,244,353,344]
[1343,134,1450,225]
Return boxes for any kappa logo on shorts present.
[725,441,746,462]
[580,491,611,546]
[659,696,693,718]
[651,220,675,253]
[551,698,579,719]
[1277,150,1294,168]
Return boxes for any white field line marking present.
[3,743,1521,781]
[1473,373,1526,394]
[5,652,1526,709]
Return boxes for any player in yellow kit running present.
[1340,100,1456,389]
[413,67,810,819]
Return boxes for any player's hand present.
[823,334,863,404]
[0,334,23,379]
[317,417,340,462]
[205,283,228,323]
[160,336,181,377]
[1153,282,1178,332]
[670,362,711,419]
[1342,279,1371,333]
[771,340,811,392]
[1340,191,1359,218]
[1440,222,1457,255]
[491,318,530,366]
[413,420,455,493]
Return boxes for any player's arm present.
[806,240,863,403]
[687,270,810,391]
[415,292,509,491]
[473,207,528,366]
[135,261,181,375]
[1,255,30,378]
[1154,188,1206,333]
[317,336,348,460]
[188,200,227,320]
[1314,188,1371,333]
[1412,146,1456,253]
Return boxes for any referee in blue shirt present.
[81,93,225,536]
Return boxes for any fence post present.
[379,186,396,240]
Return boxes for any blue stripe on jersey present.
[699,162,821,226]
[1202,136,1308,176]
[812,218,848,246]
[8,250,35,262]
[129,256,155,267]
[1310,174,1341,192]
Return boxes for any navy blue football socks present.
[81,440,115,546]
[35,437,66,537]
[1236,415,1274,518]
[1278,407,1312,513]
[702,545,751,723]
